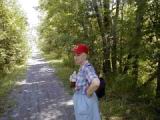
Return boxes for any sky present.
[17,0,40,46]
[18,0,39,27]
[17,0,40,50]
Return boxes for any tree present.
[0,0,28,73]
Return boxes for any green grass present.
[99,98,108,120]
[0,64,26,116]
[104,91,157,120]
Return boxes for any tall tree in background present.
[103,0,111,77]
[92,0,111,79]
[147,0,160,98]
[111,0,120,73]
[131,0,147,86]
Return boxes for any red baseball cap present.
[72,44,89,54]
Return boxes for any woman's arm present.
[86,78,100,96]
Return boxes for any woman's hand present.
[86,88,93,97]
[86,78,100,97]
[69,71,76,88]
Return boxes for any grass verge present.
[0,64,26,117]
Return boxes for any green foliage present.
[111,74,135,96]
[0,0,28,115]
[38,0,159,119]
[38,0,103,68]
[0,0,28,74]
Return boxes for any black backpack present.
[95,77,106,99]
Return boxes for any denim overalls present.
[73,61,101,120]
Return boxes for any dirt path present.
[0,51,75,120]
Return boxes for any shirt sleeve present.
[84,65,98,84]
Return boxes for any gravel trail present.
[0,51,75,120]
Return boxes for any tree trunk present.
[132,0,146,84]
[154,0,160,98]
[112,0,120,73]
[84,0,97,67]
[103,0,111,77]
[119,1,124,73]
[92,0,111,79]
[123,54,132,74]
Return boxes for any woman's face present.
[74,53,86,65]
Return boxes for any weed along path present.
[0,50,75,120]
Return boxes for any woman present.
[70,43,101,120]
